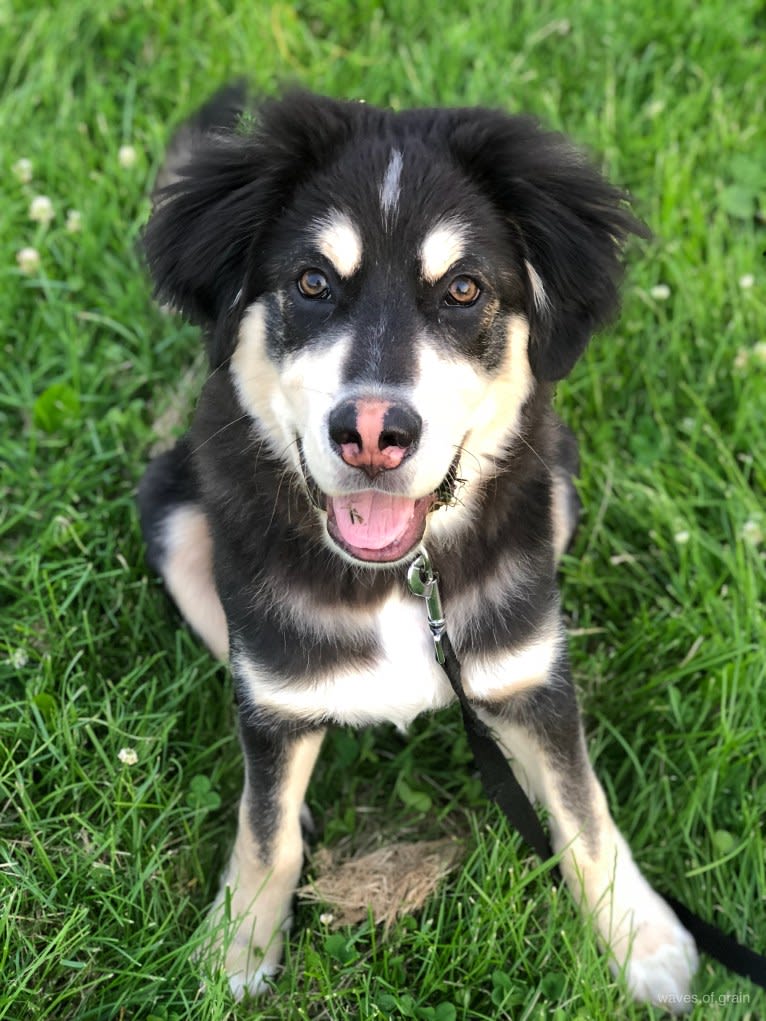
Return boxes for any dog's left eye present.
[445,275,481,306]
[297,269,332,300]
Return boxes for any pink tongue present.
[331,491,417,551]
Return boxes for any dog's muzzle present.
[298,436,461,566]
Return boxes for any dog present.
[137,86,698,1011]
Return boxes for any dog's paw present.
[220,928,284,1001]
[614,893,698,1014]
[204,883,293,1001]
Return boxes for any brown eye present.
[445,275,481,306]
[297,268,331,299]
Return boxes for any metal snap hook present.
[406,546,446,665]
[406,546,435,597]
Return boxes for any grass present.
[1,0,764,1018]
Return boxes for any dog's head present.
[145,89,644,566]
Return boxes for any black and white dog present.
[138,87,698,1010]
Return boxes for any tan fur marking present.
[232,302,351,488]
[420,220,468,283]
[420,314,536,547]
[163,505,228,659]
[462,624,564,702]
[551,471,577,562]
[210,730,325,999]
[312,211,362,278]
[231,302,293,461]
[476,715,697,1007]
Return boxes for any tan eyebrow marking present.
[419,219,468,283]
[312,211,363,278]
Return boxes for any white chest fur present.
[233,586,564,729]
[233,592,455,730]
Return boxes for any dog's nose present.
[328,399,421,477]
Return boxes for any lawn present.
[1,1,764,1019]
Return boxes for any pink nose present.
[328,399,422,478]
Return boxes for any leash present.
[406,547,766,990]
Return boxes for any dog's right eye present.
[297,269,332,300]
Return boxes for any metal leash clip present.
[406,546,446,665]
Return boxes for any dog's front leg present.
[474,671,698,1012]
[209,718,325,999]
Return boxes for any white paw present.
[616,895,698,1014]
[205,886,292,1000]
[223,936,283,1000]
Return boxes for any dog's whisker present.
[187,411,254,457]
[514,431,552,472]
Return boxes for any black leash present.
[406,548,766,991]
[439,631,555,864]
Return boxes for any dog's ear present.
[144,87,363,363]
[448,111,648,381]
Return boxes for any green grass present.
[1,1,764,1018]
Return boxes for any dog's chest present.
[362,593,455,728]
[234,591,455,730]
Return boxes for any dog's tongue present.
[330,491,418,551]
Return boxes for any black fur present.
[239,717,319,858]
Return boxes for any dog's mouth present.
[326,490,433,563]
[299,447,461,564]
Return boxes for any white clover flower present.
[738,274,754,290]
[8,648,29,669]
[118,747,139,766]
[674,530,690,545]
[645,99,666,118]
[650,284,671,301]
[29,195,55,224]
[733,348,749,371]
[12,157,33,183]
[741,519,763,545]
[118,144,138,168]
[16,247,41,274]
[753,341,766,365]
[319,912,335,926]
[65,209,82,233]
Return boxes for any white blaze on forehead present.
[312,210,362,277]
[380,148,403,221]
[420,219,469,283]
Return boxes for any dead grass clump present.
[298,839,463,932]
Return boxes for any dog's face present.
[145,91,642,565]
[229,151,538,564]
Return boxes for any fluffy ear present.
[143,87,363,363]
[448,111,648,381]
